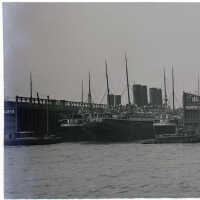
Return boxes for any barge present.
[4,131,62,146]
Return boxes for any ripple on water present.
[4,143,200,198]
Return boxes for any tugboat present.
[143,67,200,144]
[154,117,200,143]
[154,132,200,143]
[153,114,177,136]
[141,113,200,144]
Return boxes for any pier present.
[183,92,200,128]
[5,92,199,139]
[5,96,121,138]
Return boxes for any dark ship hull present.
[5,136,62,146]
[57,125,87,142]
[154,134,200,143]
[83,118,154,142]
[5,132,62,146]
[153,123,176,135]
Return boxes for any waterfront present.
[4,142,200,198]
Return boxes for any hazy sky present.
[3,3,200,106]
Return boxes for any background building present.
[107,94,115,107]
[149,88,162,106]
[107,94,121,107]
[141,85,148,106]
[107,94,121,106]
[114,95,121,106]
[133,84,141,106]
[133,84,148,107]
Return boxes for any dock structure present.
[183,92,200,128]
[4,96,121,138]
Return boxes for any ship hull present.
[5,136,62,146]
[153,124,176,135]
[83,118,154,142]
[155,135,200,143]
[56,125,88,142]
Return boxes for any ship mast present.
[172,65,175,111]
[30,72,32,99]
[105,59,110,107]
[125,53,131,105]
[88,72,92,105]
[81,80,84,104]
[198,73,199,96]
[37,92,40,104]
[163,68,168,109]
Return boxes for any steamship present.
[83,55,155,142]
[84,112,154,142]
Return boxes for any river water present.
[4,142,200,198]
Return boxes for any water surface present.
[4,142,200,198]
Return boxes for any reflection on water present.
[4,142,200,198]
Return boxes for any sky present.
[3,3,200,107]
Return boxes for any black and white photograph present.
[3,2,200,199]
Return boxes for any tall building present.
[107,94,115,107]
[114,95,121,106]
[141,85,148,106]
[149,88,162,106]
[133,84,141,106]
[133,84,148,106]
